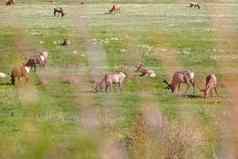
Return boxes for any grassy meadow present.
[0,1,237,159]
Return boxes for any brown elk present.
[95,72,127,92]
[135,63,156,78]
[163,70,195,94]
[200,74,218,98]
[6,0,15,6]
[11,63,32,85]
[108,4,120,14]
[53,8,65,17]
[25,51,48,72]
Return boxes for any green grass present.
[0,2,236,159]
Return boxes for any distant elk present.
[108,4,120,14]
[163,70,195,94]
[53,7,65,17]
[189,2,200,9]
[200,74,218,98]
[25,51,48,72]
[60,39,71,46]
[11,63,32,85]
[6,0,15,6]
[95,72,127,92]
[135,63,156,78]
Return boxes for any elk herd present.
[2,0,218,99]
[95,64,218,98]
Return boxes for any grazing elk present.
[163,70,195,94]
[135,63,156,78]
[108,4,120,14]
[25,51,48,72]
[200,74,218,98]
[95,72,127,92]
[6,0,15,6]
[189,1,200,9]
[53,7,65,17]
[11,63,31,85]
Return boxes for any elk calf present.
[53,8,65,17]
[163,70,195,94]
[200,74,218,98]
[135,64,156,78]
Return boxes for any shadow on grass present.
[182,94,204,99]
[0,82,12,86]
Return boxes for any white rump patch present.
[150,72,156,78]
[120,72,127,78]
[40,55,45,62]
[25,66,31,73]
[42,51,48,58]
[0,72,7,78]
[189,72,195,79]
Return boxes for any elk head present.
[163,80,177,93]
[135,63,144,72]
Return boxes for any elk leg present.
[214,87,219,96]
[118,82,122,92]
[191,80,195,95]
[210,89,213,97]
[11,76,15,85]
[110,84,113,92]
[177,83,181,95]
[25,76,29,83]
[33,64,37,72]
[184,83,190,95]
[105,84,109,92]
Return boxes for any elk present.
[95,72,127,92]
[163,70,195,94]
[135,63,156,78]
[108,4,120,14]
[189,1,200,9]
[60,39,71,46]
[25,51,48,72]
[53,8,65,17]
[11,63,31,85]
[6,0,15,6]
[200,74,218,98]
